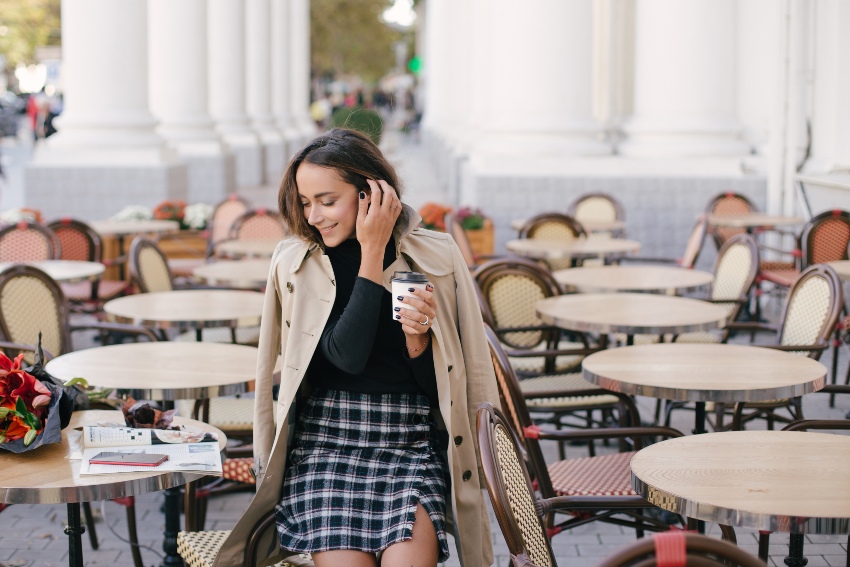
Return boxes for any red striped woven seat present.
[548,451,637,497]
[758,260,799,287]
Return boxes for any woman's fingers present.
[394,308,432,334]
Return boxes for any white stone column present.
[209,0,263,189]
[149,0,234,204]
[736,0,774,161]
[25,0,188,221]
[289,0,316,144]
[270,0,301,158]
[421,0,454,139]
[246,0,286,184]
[619,0,749,157]
[471,0,609,157]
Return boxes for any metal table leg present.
[65,503,86,567]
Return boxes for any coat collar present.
[288,203,423,274]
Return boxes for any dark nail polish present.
[394,307,401,312]
[395,314,401,320]
[397,295,404,301]
[359,191,365,199]
[408,287,415,292]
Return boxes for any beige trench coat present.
[212,206,500,567]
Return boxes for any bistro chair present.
[620,214,708,270]
[567,192,626,239]
[704,191,758,250]
[519,213,586,271]
[596,532,764,567]
[727,264,844,430]
[445,212,500,270]
[0,221,61,262]
[481,325,687,538]
[155,229,210,283]
[228,208,288,241]
[208,194,251,257]
[46,218,132,312]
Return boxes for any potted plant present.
[456,206,494,256]
[418,202,453,232]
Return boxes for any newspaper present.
[79,426,223,476]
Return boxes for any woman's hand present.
[395,284,437,357]
[356,179,401,255]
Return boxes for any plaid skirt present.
[275,388,450,561]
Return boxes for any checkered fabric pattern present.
[176,530,307,567]
[275,388,450,562]
[547,451,637,497]
[493,424,552,567]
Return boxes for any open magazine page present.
[78,426,222,475]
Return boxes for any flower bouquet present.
[0,351,63,452]
[112,205,153,222]
[183,203,213,231]
[455,206,486,230]
[153,200,187,229]
[418,202,453,231]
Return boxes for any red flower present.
[0,351,52,445]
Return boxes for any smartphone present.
[89,452,169,467]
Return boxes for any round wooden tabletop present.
[826,260,850,282]
[103,289,264,329]
[536,293,728,335]
[510,218,626,233]
[0,410,226,505]
[0,260,105,283]
[192,259,270,289]
[707,214,804,228]
[506,238,640,260]
[215,238,280,259]
[631,430,850,533]
[90,219,180,236]
[582,343,826,402]
[553,265,714,293]
[46,342,257,400]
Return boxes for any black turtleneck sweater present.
[306,237,438,401]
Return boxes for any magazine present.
[79,426,223,475]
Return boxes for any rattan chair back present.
[597,531,764,567]
[129,236,174,293]
[0,265,70,361]
[0,222,62,262]
[709,233,759,321]
[474,258,561,351]
[777,265,843,357]
[477,402,557,567]
[519,213,586,241]
[445,213,477,268]
[210,194,251,246]
[46,218,101,262]
[567,193,625,222]
[679,214,709,269]
[800,209,850,268]
[229,209,288,241]
[705,192,757,250]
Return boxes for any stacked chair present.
[518,213,586,271]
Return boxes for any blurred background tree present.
[0,0,61,69]
[311,0,404,84]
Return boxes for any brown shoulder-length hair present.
[279,128,406,247]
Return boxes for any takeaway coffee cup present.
[391,271,429,320]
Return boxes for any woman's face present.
[296,162,360,247]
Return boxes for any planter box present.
[157,233,208,259]
[465,218,494,257]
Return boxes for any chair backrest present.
[210,194,251,245]
[679,214,708,269]
[445,213,477,268]
[519,213,586,241]
[0,222,62,262]
[567,193,625,222]
[0,265,71,360]
[800,209,850,268]
[709,234,759,322]
[777,265,843,357]
[477,402,557,567]
[705,192,757,249]
[129,236,174,293]
[229,209,288,241]
[474,258,562,350]
[596,531,764,567]
[46,218,102,262]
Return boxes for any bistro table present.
[631,430,850,566]
[103,289,264,341]
[536,293,728,347]
[553,265,714,294]
[215,238,280,259]
[511,218,626,234]
[0,409,226,567]
[0,260,105,283]
[707,213,804,230]
[192,259,270,289]
[506,238,640,262]
[826,260,850,282]
[581,343,826,433]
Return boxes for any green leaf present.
[0,407,9,420]
[24,429,37,446]
[64,377,89,388]
[0,431,6,444]
[15,398,40,430]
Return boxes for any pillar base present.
[256,129,286,185]
[183,153,236,204]
[222,132,264,188]
[472,131,612,157]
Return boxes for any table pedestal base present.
[162,487,183,566]
[784,533,808,567]
[65,503,85,567]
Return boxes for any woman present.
[213,128,499,567]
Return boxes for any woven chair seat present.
[60,279,130,302]
[519,373,599,395]
[508,340,585,374]
[174,326,260,345]
[177,531,309,567]
[613,333,661,345]
[168,258,206,278]
[548,451,637,497]
[526,394,620,409]
[175,396,254,431]
[673,330,723,344]
[759,261,799,287]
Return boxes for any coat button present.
[454,436,463,446]
[447,365,453,372]
[330,279,335,286]
[285,320,290,327]
[286,282,293,293]
[462,470,472,481]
